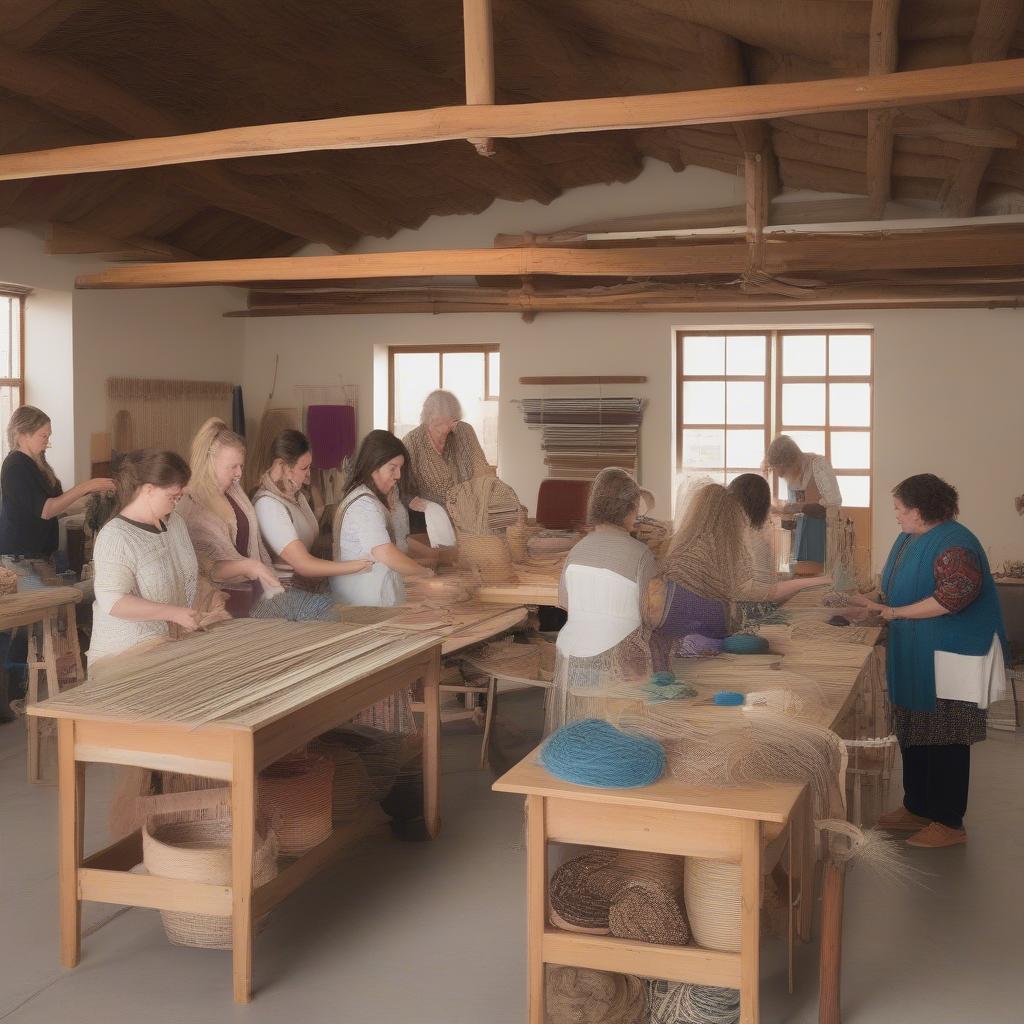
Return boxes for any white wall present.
[0,226,244,485]
[241,161,1024,571]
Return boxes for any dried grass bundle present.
[545,967,647,1024]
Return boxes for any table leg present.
[479,674,497,770]
[787,819,795,996]
[26,645,41,783]
[57,719,82,967]
[526,794,546,1024]
[795,791,815,943]
[231,733,255,1004]
[740,819,762,1024]
[422,647,442,838]
[818,859,846,1024]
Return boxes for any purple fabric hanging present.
[306,405,356,469]
[656,581,728,640]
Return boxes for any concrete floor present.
[1,718,1021,1024]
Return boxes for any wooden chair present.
[535,479,591,530]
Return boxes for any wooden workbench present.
[29,619,444,1003]
[495,620,882,1024]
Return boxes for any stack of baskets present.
[257,750,334,856]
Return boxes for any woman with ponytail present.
[89,449,202,663]
[178,418,281,617]
[0,406,113,557]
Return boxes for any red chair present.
[535,479,592,530]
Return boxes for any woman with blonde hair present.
[763,435,841,575]
[178,418,281,618]
[0,406,113,557]
[662,483,831,609]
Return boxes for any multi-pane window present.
[388,345,500,465]
[776,331,872,508]
[676,330,873,508]
[677,333,770,486]
[0,291,26,460]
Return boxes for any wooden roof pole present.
[4,58,1024,181]
[866,0,900,219]
[463,0,496,157]
[946,0,1024,216]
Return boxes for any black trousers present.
[900,742,971,829]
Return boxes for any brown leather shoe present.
[877,807,931,831]
[906,822,967,848]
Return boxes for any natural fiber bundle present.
[472,636,543,678]
[609,882,690,946]
[528,531,579,557]
[505,509,539,563]
[683,859,742,952]
[540,719,665,789]
[251,589,339,622]
[632,515,670,555]
[743,688,822,718]
[647,979,739,1024]
[457,531,518,586]
[0,566,17,596]
[257,752,333,856]
[545,967,646,1024]
[817,819,917,885]
[549,849,616,933]
[142,813,277,949]
[403,573,472,604]
[445,476,521,534]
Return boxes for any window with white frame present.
[388,345,500,465]
[0,290,25,460]
[676,329,872,508]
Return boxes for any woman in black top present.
[0,406,113,557]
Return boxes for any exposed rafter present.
[866,0,900,218]
[2,59,1024,181]
[463,0,496,157]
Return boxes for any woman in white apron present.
[545,468,665,734]
[330,430,435,608]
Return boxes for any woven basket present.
[505,511,539,564]
[0,566,17,596]
[311,738,375,823]
[257,752,334,856]
[457,531,518,586]
[142,813,278,949]
[682,858,741,952]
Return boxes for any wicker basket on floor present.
[311,738,376,823]
[142,812,278,949]
[0,566,17,595]
[257,751,334,856]
[457,531,518,586]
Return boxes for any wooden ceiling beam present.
[0,40,357,250]
[0,0,85,48]
[463,0,495,157]
[866,0,900,218]
[73,225,1024,290]
[945,0,1024,216]
[45,223,197,261]
[4,58,1024,180]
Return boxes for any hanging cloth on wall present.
[307,405,357,469]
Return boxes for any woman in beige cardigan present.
[178,418,280,617]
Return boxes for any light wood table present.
[0,587,84,783]
[28,621,443,1003]
[494,757,807,1024]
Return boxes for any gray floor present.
[1,717,1021,1024]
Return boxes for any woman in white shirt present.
[90,450,202,664]
[253,430,371,589]
[763,435,842,575]
[331,430,434,607]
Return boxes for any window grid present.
[676,329,873,508]
[0,292,26,462]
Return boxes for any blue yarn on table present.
[540,719,665,788]
[713,690,746,706]
[722,633,769,655]
[649,671,677,687]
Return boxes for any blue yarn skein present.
[540,719,665,789]
[714,690,746,706]
[649,671,677,687]
[722,632,769,654]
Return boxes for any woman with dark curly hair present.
[856,473,1007,848]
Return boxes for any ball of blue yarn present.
[722,632,769,654]
[649,671,677,687]
[714,690,746,706]
[540,719,665,789]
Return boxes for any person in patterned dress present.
[856,474,1007,848]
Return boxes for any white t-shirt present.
[337,486,394,560]
[254,494,317,557]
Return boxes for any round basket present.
[257,752,334,856]
[142,815,277,949]
[311,739,375,823]
[546,966,647,1024]
[0,566,17,596]
[457,531,518,586]
[683,858,741,952]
